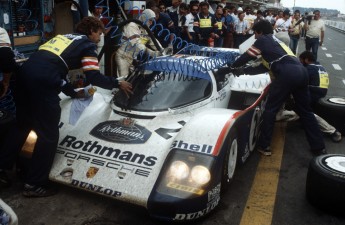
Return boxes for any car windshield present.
[113,70,212,112]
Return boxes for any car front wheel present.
[221,129,238,192]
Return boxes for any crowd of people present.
[142,0,323,54]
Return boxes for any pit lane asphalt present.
[1,27,345,225]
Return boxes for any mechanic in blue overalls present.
[231,20,326,156]
[0,17,132,196]
[299,50,342,142]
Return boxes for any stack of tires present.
[314,96,345,134]
[306,154,345,215]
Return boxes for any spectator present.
[194,1,217,46]
[304,10,325,61]
[0,17,133,195]
[289,10,304,54]
[166,0,181,13]
[222,6,235,48]
[219,0,227,8]
[182,4,199,44]
[254,10,264,25]
[170,3,188,38]
[152,6,175,49]
[265,10,275,26]
[214,5,225,47]
[274,9,291,46]
[0,27,16,98]
[234,11,249,48]
[244,7,256,39]
[158,2,167,13]
[231,20,326,156]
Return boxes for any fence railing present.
[325,20,345,33]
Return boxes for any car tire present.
[314,96,345,133]
[305,154,345,215]
[221,129,238,192]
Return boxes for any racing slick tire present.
[314,96,345,134]
[221,129,238,192]
[306,154,345,215]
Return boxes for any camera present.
[302,14,314,25]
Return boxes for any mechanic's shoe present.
[0,170,11,188]
[257,146,272,156]
[22,184,57,197]
[312,148,327,156]
[330,130,342,143]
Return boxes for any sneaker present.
[257,146,272,156]
[330,130,342,143]
[22,184,57,197]
[0,170,11,188]
[312,148,327,156]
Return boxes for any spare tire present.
[306,154,345,215]
[314,96,345,134]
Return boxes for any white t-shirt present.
[275,18,291,32]
[244,14,256,34]
[0,27,11,44]
[306,19,325,38]
[185,13,195,33]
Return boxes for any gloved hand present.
[164,44,174,55]
[230,67,245,77]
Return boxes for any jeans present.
[289,35,299,54]
[305,37,320,61]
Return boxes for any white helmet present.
[139,9,156,23]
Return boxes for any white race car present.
[49,49,270,221]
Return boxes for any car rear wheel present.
[221,129,238,192]
[306,154,345,215]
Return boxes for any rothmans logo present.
[90,120,152,144]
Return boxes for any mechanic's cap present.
[237,7,243,12]
[139,9,156,22]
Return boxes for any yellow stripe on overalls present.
[319,70,329,89]
[39,35,73,56]
[200,18,212,28]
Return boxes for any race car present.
[48,49,270,221]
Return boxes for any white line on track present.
[321,47,327,50]
[327,38,332,40]
[332,64,342,70]
[343,80,345,86]
[326,53,332,57]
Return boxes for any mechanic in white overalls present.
[115,9,163,78]
[231,20,326,156]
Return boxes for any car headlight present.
[168,160,190,181]
[155,149,215,198]
[191,165,211,185]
